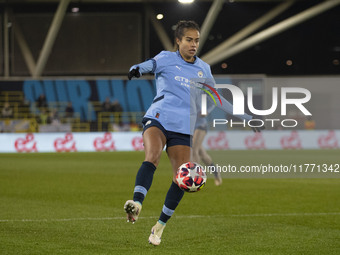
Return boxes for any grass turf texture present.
[0,150,339,254]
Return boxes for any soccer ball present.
[176,162,207,192]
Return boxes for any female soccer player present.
[124,20,254,246]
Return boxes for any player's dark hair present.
[174,20,200,50]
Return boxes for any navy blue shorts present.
[142,118,192,148]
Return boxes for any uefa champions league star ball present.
[175,162,207,192]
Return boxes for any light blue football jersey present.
[134,51,213,135]
[131,50,252,135]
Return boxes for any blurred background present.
[0,0,339,135]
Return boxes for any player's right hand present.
[128,66,141,80]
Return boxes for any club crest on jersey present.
[198,71,203,78]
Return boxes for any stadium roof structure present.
[1,0,340,77]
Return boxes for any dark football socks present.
[158,181,185,225]
[133,161,156,205]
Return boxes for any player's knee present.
[145,152,162,167]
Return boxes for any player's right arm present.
[128,60,155,80]
[128,51,168,80]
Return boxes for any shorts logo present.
[198,71,203,78]
[145,120,152,126]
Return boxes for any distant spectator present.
[130,121,141,132]
[112,100,123,124]
[1,102,13,118]
[112,100,123,113]
[49,109,60,125]
[65,102,74,118]
[304,116,315,130]
[37,108,49,125]
[20,97,31,108]
[64,102,74,123]
[101,97,113,131]
[36,94,48,110]
[112,121,130,132]
[102,97,112,112]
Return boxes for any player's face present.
[177,29,200,62]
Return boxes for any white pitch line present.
[0,212,340,223]
[228,212,340,217]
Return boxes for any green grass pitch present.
[0,150,340,254]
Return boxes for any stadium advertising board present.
[0,130,338,153]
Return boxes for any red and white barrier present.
[203,130,340,150]
[0,132,144,153]
[0,130,339,153]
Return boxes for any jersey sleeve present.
[152,51,171,74]
[129,51,170,76]
[129,59,155,76]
